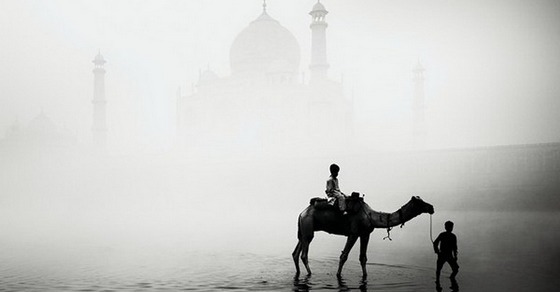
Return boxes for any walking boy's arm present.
[433,235,440,254]
[453,235,458,259]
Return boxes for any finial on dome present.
[254,0,275,21]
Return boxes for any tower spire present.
[92,51,107,150]
[309,1,329,82]
[263,0,267,12]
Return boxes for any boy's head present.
[329,164,340,177]
[444,221,454,232]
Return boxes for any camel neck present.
[369,201,419,228]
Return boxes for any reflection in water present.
[293,274,370,292]
[337,275,348,291]
[338,275,369,292]
[293,274,311,292]
[1,211,558,291]
[451,278,459,291]
[436,277,459,292]
[359,275,368,292]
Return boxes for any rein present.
[382,215,393,241]
[356,197,383,241]
[383,207,405,241]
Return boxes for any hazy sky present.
[0,3,559,287]
[1,0,559,150]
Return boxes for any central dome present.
[230,10,300,76]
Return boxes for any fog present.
[1,0,560,150]
[0,0,559,290]
[1,151,558,290]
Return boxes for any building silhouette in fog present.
[92,51,107,150]
[0,110,76,153]
[1,1,556,211]
[0,51,107,155]
[177,1,352,155]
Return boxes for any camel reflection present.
[293,274,369,292]
[293,274,311,292]
[436,277,459,291]
[337,275,368,292]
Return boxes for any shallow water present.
[1,210,558,291]
[0,252,434,291]
[1,157,559,291]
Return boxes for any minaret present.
[412,61,426,149]
[309,1,329,82]
[92,51,107,149]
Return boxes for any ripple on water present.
[0,253,437,291]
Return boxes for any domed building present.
[177,1,352,156]
[0,110,76,153]
[229,8,300,81]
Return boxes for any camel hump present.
[309,197,328,205]
[309,197,337,211]
[347,192,364,202]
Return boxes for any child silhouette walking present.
[433,221,459,289]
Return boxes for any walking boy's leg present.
[449,259,459,279]
[435,257,444,285]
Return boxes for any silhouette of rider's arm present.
[325,178,337,196]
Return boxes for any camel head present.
[409,196,435,215]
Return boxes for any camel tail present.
[297,213,302,240]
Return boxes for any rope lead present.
[430,214,434,244]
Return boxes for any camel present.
[292,195,435,277]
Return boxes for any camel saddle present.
[309,192,362,211]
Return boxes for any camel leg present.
[298,216,314,275]
[292,241,302,276]
[336,235,359,277]
[359,234,370,277]
[301,237,313,275]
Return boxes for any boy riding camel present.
[325,163,346,212]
